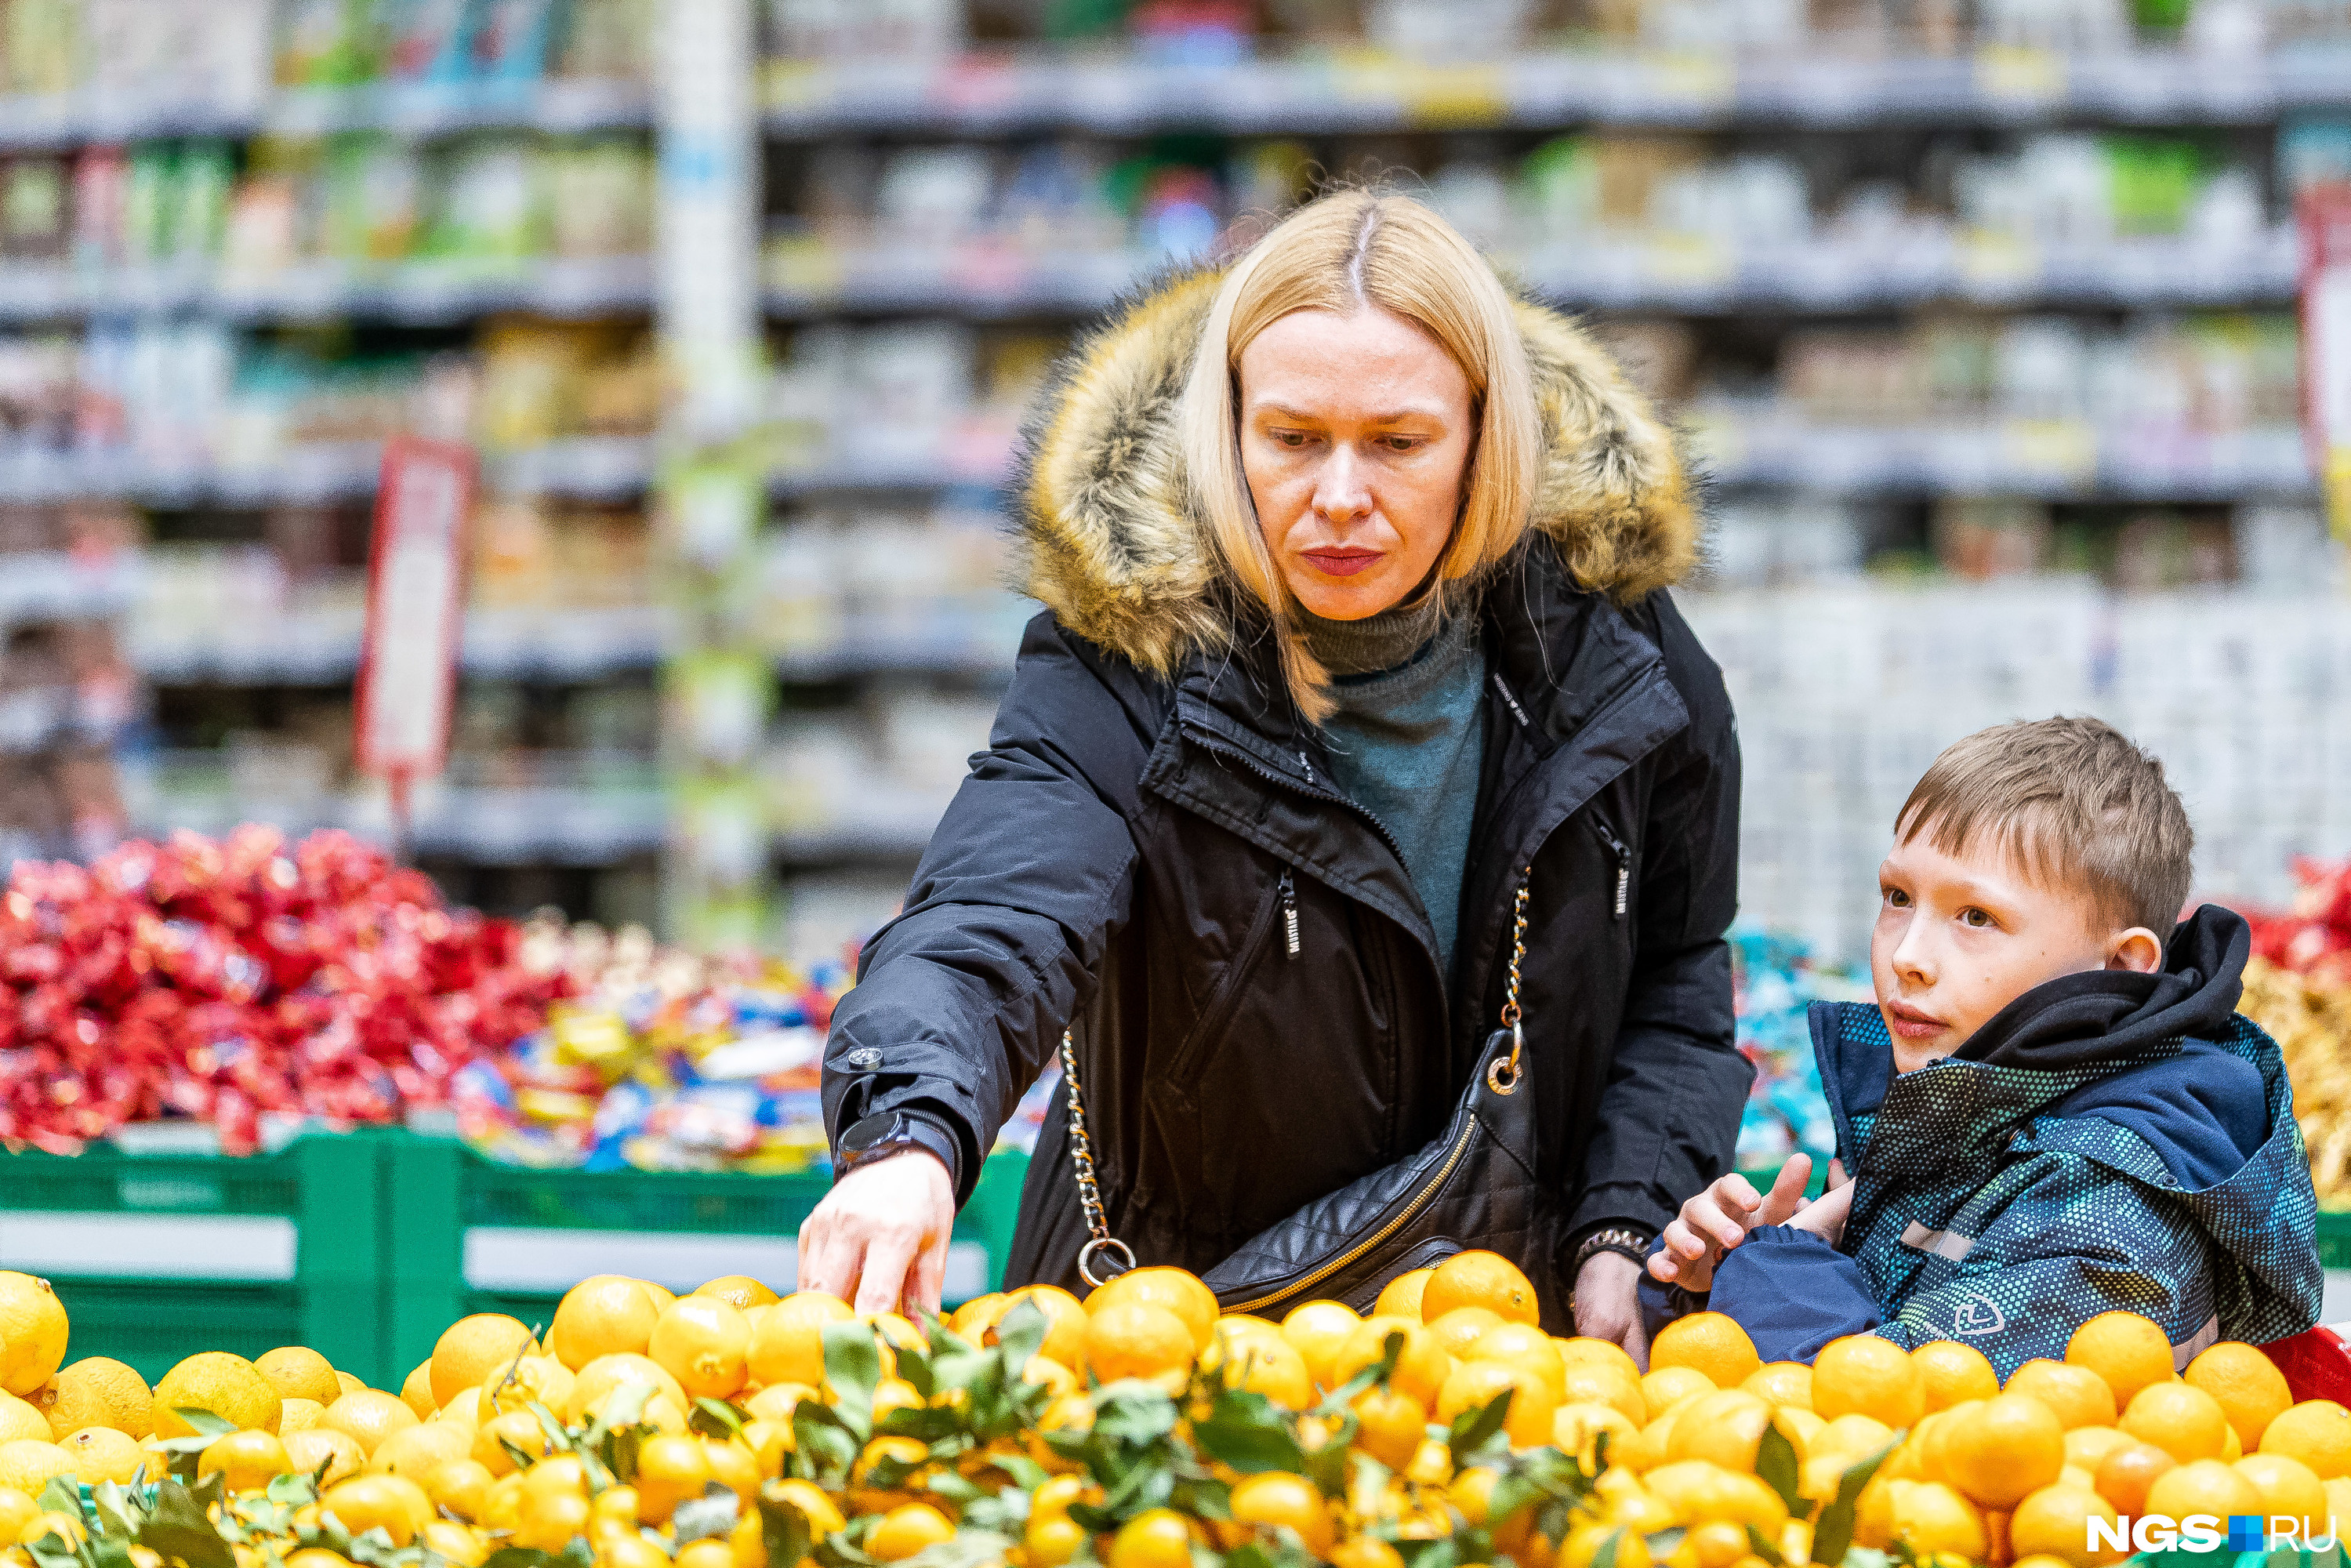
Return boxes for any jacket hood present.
[1954,903,2251,1071]
[1014,266,1700,674]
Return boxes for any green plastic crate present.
[0,1132,389,1388]
[2316,1210,2351,1269]
[384,1138,1029,1377]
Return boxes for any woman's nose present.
[1312,445,1372,524]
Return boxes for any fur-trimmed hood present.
[1015,267,1700,676]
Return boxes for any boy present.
[1642,717,2320,1374]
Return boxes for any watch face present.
[842,1112,898,1152]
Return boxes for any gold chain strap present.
[1060,1028,1134,1287]
[1486,876,1531,1094]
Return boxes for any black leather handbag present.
[1058,877,1569,1327]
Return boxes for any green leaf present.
[1645,1528,1688,1559]
[1592,1528,1624,1568]
[1191,1388,1307,1476]
[992,1300,1048,1374]
[873,1403,963,1443]
[1743,1523,1788,1567]
[139,1479,236,1568]
[22,1530,79,1568]
[756,1485,813,1568]
[86,1534,133,1568]
[1090,1384,1179,1449]
[527,1401,571,1457]
[1319,1330,1404,1415]
[36,1476,79,1520]
[1809,1438,1899,1566]
[821,1322,885,1436]
[673,1489,742,1544]
[691,1398,748,1442]
[893,1340,936,1403]
[172,1409,238,1438]
[264,1471,317,1508]
[1446,1390,1512,1468]
[1395,1536,1462,1568]
[988,1453,1050,1493]
[1755,1421,1805,1519]
[92,1479,144,1541]
[344,1526,411,1568]
[481,1551,563,1568]
[895,1529,1014,1568]
[792,1402,861,1488]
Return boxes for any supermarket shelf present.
[0,554,142,626]
[762,45,2351,139]
[1694,416,2317,500]
[0,437,651,508]
[764,230,2299,320]
[0,257,652,325]
[775,825,938,863]
[132,606,669,686]
[0,77,650,151]
[135,786,667,866]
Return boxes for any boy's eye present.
[1961,907,1994,928]
[1882,887,1910,908]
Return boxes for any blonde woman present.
[800,191,1747,1360]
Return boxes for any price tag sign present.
[2298,184,2351,541]
[354,436,477,795]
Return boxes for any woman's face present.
[1236,304,1476,622]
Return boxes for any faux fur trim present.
[1014,267,1698,674]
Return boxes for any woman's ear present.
[2105,927,2165,975]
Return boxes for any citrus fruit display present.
[0,1249,2324,1568]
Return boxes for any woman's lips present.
[1885,1001,1945,1040]
[1301,550,1382,577]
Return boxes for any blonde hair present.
[1177,191,1540,724]
[1896,716,2196,934]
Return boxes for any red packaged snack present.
[0,828,573,1154]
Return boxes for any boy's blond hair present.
[1895,716,2194,935]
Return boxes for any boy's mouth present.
[1884,1000,1946,1040]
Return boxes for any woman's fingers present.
[854,1230,920,1316]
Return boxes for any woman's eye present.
[1380,435,1424,452]
[1961,907,1994,928]
[1272,430,1312,448]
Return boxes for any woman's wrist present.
[1572,1225,1655,1276]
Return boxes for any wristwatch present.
[834,1111,961,1189]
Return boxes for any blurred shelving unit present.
[0,0,666,927]
[749,0,2351,960]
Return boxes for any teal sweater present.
[1301,604,1488,980]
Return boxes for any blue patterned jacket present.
[1648,906,2322,1376]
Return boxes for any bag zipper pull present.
[1280,869,1300,958]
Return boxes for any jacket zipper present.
[1186,724,1410,869]
[1279,870,1299,959]
[1224,1112,1481,1315]
[1593,821,1631,920]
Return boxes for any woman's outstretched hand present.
[1572,1250,1650,1368]
[796,1149,956,1316]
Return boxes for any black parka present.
[822,268,1753,1297]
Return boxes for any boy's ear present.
[2106,927,2164,975]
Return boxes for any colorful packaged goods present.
[1729,929,1869,1173]
[2236,855,2351,1208]
[0,826,570,1155]
[450,916,852,1173]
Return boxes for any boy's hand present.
[1789,1159,1854,1247]
[1649,1154,1815,1294]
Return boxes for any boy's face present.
[1871,829,2165,1073]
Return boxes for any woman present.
[798,191,1747,1357]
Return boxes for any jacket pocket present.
[1159,866,1287,1091]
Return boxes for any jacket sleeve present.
[821,615,1153,1205]
[1705,1226,1885,1363]
[1862,1160,2222,1378]
[1566,591,1751,1250]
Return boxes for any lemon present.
[561,1354,685,1425]
[368,1421,473,1483]
[0,1278,67,1398]
[198,1430,292,1494]
[57,1427,141,1484]
[0,1396,47,1446]
[283,1428,365,1487]
[323,1390,419,1457]
[280,1399,325,1435]
[151,1353,278,1438]
[400,1361,437,1421]
[0,1439,74,1494]
[36,1359,150,1441]
[255,1348,341,1408]
[550,1277,664,1372]
[430,1316,538,1409]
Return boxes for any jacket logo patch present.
[1954,1293,2005,1337]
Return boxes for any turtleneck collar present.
[1296,596,1452,679]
